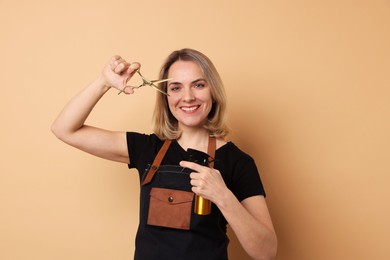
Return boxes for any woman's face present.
[166,60,213,131]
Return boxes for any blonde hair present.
[153,48,229,140]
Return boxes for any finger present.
[110,55,130,73]
[190,178,204,190]
[189,172,200,180]
[125,62,141,77]
[120,62,140,87]
[122,86,135,95]
[111,55,121,61]
[110,55,122,70]
[191,186,199,195]
[130,62,141,71]
[190,178,198,186]
[190,179,207,196]
[114,61,131,74]
[180,160,205,172]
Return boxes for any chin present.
[180,121,208,130]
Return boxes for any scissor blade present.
[136,71,149,83]
[151,83,169,96]
[150,78,173,85]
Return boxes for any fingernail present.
[130,62,140,70]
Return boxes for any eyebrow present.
[168,78,206,86]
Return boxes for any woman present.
[51,49,277,260]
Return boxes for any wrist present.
[95,75,111,93]
[214,188,236,210]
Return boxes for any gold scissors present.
[118,69,171,96]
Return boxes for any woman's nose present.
[182,87,195,102]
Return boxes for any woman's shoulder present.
[127,131,161,140]
[216,140,255,162]
[126,132,165,147]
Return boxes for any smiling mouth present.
[180,105,200,112]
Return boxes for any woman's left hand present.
[179,160,228,204]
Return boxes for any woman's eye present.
[170,86,181,92]
[194,83,205,88]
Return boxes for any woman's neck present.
[177,129,210,153]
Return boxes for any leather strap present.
[207,137,216,169]
[142,137,217,185]
[142,139,172,185]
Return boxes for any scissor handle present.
[117,69,169,95]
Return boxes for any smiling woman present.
[154,49,229,141]
[51,48,277,260]
[166,61,214,132]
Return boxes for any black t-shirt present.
[127,132,266,259]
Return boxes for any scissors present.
[118,69,171,96]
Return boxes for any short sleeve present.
[231,155,266,202]
[126,132,163,170]
[127,132,147,169]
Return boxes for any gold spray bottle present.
[194,194,211,215]
[187,148,213,215]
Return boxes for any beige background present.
[1,0,390,259]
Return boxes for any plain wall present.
[1,0,389,259]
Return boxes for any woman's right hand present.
[99,55,141,94]
[52,55,138,163]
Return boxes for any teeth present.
[181,106,198,112]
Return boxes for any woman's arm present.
[51,56,140,163]
[217,194,277,260]
[180,161,278,260]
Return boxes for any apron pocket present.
[147,187,194,230]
